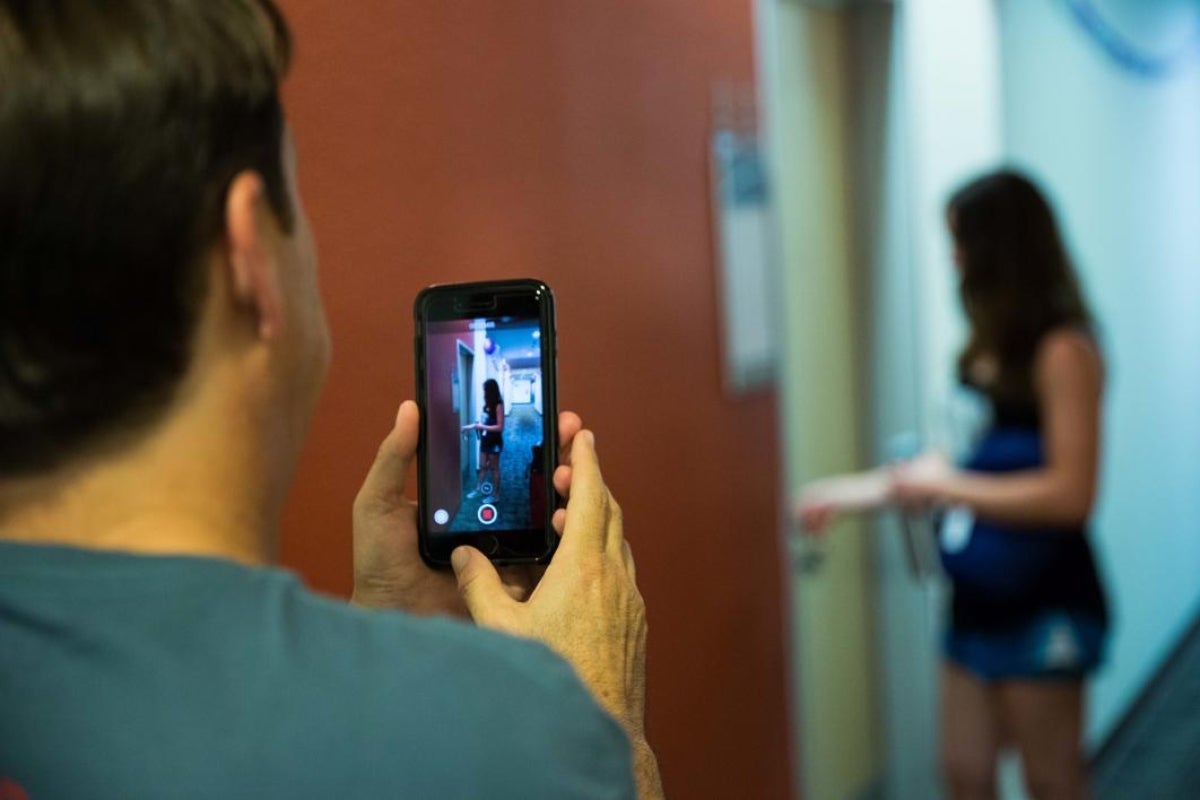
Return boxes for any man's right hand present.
[450,430,663,800]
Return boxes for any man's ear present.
[224,171,283,341]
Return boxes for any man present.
[0,2,663,798]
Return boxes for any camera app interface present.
[424,316,547,534]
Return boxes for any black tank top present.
[480,405,503,448]
[940,386,1109,631]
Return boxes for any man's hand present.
[450,430,664,799]
[351,401,584,617]
[351,401,463,615]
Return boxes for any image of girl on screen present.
[463,378,505,503]
[795,169,1109,800]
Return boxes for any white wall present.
[858,2,1006,796]
[901,0,1005,443]
[1000,0,1200,744]
[851,10,934,797]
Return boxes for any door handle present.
[789,534,826,575]
[899,512,940,582]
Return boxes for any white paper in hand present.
[800,472,891,512]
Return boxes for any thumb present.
[451,546,511,623]
[357,401,420,510]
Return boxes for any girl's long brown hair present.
[949,170,1094,404]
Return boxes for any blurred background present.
[275,0,1200,797]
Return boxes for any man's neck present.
[0,381,283,567]
[0,500,274,566]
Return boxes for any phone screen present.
[415,281,557,564]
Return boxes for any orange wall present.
[277,2,791,797]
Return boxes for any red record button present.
[477,504,498,525]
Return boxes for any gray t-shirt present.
[0,542,635,799]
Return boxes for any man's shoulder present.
[0,547,636,798]
[283,581,567,689]
[266,581,637,796]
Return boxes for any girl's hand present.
[794,495,837,535]
[792,470,892,533]
[890,451,955,508]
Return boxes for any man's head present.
[0,0,326,483]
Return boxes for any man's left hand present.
[351,400,582,617]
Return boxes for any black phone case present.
[413,279,559,567]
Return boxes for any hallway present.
[450,403,543,532]
[1092,617,1200,799]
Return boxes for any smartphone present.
[414,279,559,567]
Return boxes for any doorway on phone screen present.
[426,316,544,534]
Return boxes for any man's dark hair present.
[0,0,293,476]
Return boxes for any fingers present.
[554,414,580,502]
[553,465,572,499]
[800,506,836,534]
[565,429,602,495]
[795,498,835,533]
[451,546,513,624]
[356,401,420,510]
[557,411,583,465]
[560,430,622,556]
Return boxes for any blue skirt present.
[944,609,1107,682]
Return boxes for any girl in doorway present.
[464,378,505,503]
[797,170,1109,800]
